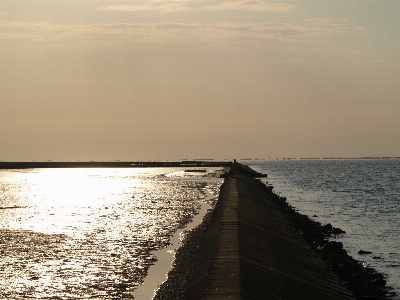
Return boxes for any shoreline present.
[133,191,216,299]
[154,199,217,299]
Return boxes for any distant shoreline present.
[1,158,399,169]
[0,161,231,169]
[243,157,400,161]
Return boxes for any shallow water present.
[0,167,223,299]
[249,159,400,298]
[134,190,215,299]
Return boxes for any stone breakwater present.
[276,194,395,299]
[154,173,393,299]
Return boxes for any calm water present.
[249,159,400,298]
[0,167,223,299]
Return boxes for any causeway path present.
[181,174,355,299]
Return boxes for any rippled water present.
[0,167,223,299]
[249,159,400,298]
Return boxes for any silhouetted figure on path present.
[231,159,238,178]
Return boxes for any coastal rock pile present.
[267,189,394,299]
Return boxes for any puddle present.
[133,191,215,299]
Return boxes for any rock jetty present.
[154,165,393,299]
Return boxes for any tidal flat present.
[0,167,224,299]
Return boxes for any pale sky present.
[0,0,399,161]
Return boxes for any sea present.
[1,161,399,299]
[248,159,400,298]
[0,167,223,299]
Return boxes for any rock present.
[332,227,346,235]
[339,249,348,257]
[370,278,386,286]
[358,250,372,255]
[322,223,333,231]
[372,256,381,259]
[329,241,344,253]
[336,264,350,281]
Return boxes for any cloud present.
[352,59,400,67]
[302,18,366,36]
[97,1,192,13]
[204,1,293,12]
[97,0,293,13]
[303,18,350,25]
[0,19,367,51]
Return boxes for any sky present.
[0,0,399,161]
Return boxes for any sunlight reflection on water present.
[0,167,223,299]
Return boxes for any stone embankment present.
[154,171,392,299]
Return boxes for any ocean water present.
[249,159,400,298]
[0,167,223,299]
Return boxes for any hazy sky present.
[1,0,399,161]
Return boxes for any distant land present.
[242,157,400,161]
[1,157,399,169]
[0,161,231,169]
[282,157,400,160]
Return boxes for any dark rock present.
[366,272,384,281]
[336,264,350,281]
[339,248,348,257]
[353,283,369,297]
[358,250,372,255]
[332,227,346,235]
[330,241,343,252]
[368,284,386,297]
[370,278,386,286]
[318,241,343,255]
[372,256,381,259]
[322,223,333,231]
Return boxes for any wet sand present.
[133,191,216,299]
